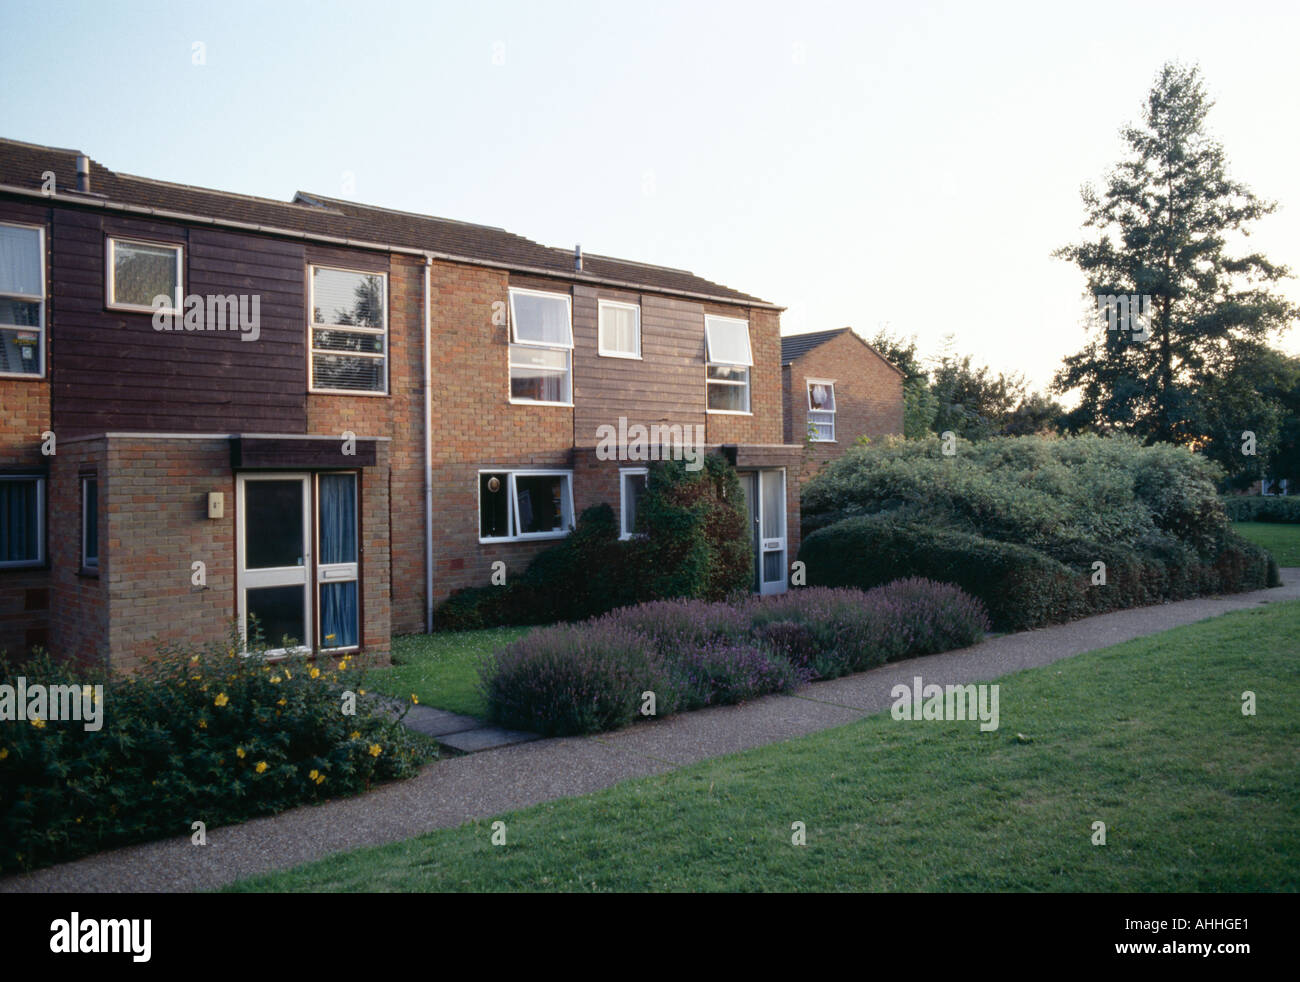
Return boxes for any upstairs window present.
[705,314,752,413]
[310,265,388,394]
[0,476,44,568]
[107,237,182,312]
[598,299,641,358]
[478,470,574,541]
[509,288,572,405]
[807,380,836,442]
[0,223,45,378]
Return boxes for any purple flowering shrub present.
[482,578,990,735]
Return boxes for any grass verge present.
[368,627,528,718]
[227,600,1300,892]
[1233,521,1300,566]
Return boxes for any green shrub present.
[1221,495,1300,523]
[0,630,430,874]
[799,517,1084,631]
[436,454,752,630]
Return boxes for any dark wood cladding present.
[572,286,708,447]
[49,208,312,436]
[231,436,377,469]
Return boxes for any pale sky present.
[2,0,1297,394]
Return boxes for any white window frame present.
[308,264,390,396]
[236,473,312,657]
[508,287,573,406]
[477,468,575,543]
[314,471,361,654]
[704,314,752,415]
[0,222,46,380]
[0,475,45,569]
[598,299,642,359]
[806,378,837,442]
[80,476,98,571]
[619,467,649,540]
[106,236,183,314]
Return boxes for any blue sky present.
[2,0,1297,393]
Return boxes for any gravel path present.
[5,571,1298,893]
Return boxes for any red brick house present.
[0,137,802,670]
[780,328,904,484]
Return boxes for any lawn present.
[367,627,528,718]
[1234,520,1300,567]
[227,600,1300,892]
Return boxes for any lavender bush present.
[481,578,990,735]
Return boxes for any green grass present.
[366,627,528,718]
[1234,521,1300,567]
[228,601,1300,892]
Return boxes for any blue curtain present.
[320,581,358,649]
[319,474,356,564]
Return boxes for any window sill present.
[0,372,45,381]
[508,399,574,408]
[706,409,753,416]
[78,565,100,579]
[107,302,176,315]
[309,388,390,398]
[598,351,642,360]
[479,531,571,544]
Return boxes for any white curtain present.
[0,225,41,296]
[512,292,571,346]
[705,316,752,366]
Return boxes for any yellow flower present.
[30,717,46,729]
[277,698,286,707]
[310,667,321,680]
[0,747,8,760]
[284,669,292,680]
[198,720,208,729]
[348,731,361,740]
[255,761,268,774]
[411,694,419,705]
[214,692,229,708]
[368,744,382,758]
[75,816,83,823]
[315,774,325,785]
[236,747,246,759]
[191,655,200,665]
[359,688,366,696]
[270,676,281,684]
[337,660,347,671]
[309,769,320,781]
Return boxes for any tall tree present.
[870,329,937,438]
[1053,62,1297,446]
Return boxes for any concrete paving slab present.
[436,726,540,753]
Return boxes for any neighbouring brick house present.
[0,137,802,670]
[781,328,904,485]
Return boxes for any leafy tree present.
[1053,62,1298,445]
[929,340,1027,440]
[871,329,937,438]
[1198,345,1300,488]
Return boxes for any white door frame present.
[236,472,312,654]
[757,468,788,595]
[314,472,360,652]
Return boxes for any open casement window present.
[705,314,752,413]
[509,288,573,404]
[310,266,388,394]
[81,477,98,570]
[619,468,649,539]
[807,380,836,442]
[598,300,641,358]
[0,223,45,378]
[478,470,574,542]
[0,476,45,568]
[106,237,182,313]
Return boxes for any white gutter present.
[423,256,435,633]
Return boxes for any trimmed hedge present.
[436,454,752,630]
[799,517,1277,631]
[480,580,990,735]
[0,632,430,875]
[1222,495,1300,523]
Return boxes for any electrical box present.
[208,492,224,519]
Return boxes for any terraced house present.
[0,137,801,670]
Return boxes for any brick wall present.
[784,332,903,486]
[705,306,784,446]
[48,438,108,668]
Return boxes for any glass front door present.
[238,474,311,652]
[738,469,788,595]
[237,472,361,653]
